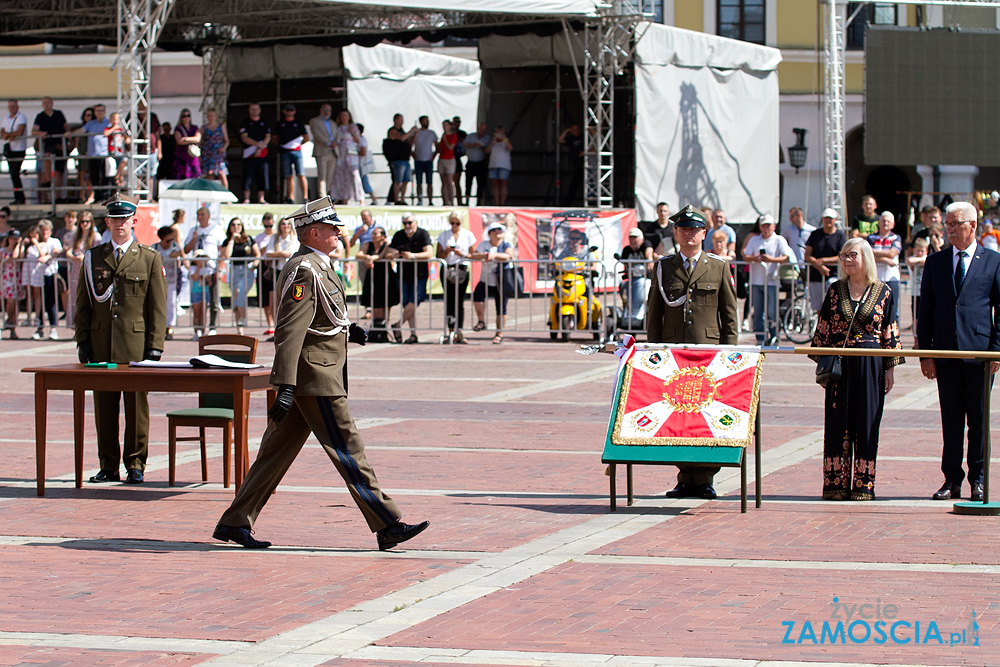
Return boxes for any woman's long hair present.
[72,214,98,251]
[226,217,248,245]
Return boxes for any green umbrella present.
[162,177,239,203]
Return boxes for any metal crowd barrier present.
[0,132,117,211]
[2,252,911,345]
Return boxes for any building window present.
[847,3,898,50]
[718,0,766,45]
[640,0,664,24]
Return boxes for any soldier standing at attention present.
[75,193,167,484]
[646,205,740,500]
[212,196,429,551]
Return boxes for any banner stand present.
[602,345,763,513]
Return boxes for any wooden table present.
[22,363,273,496]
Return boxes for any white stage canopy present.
[343,43,481,202]
[319,0,600,15]
[634,23,781,222]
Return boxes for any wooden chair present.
[166,334,258,487]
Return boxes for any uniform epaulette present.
[705,252,727,262]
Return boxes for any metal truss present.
[117,0,176,200]
[822,0,1000,214]
[200,42,230,117]
[822,0,846,214]
[580,2,647,209]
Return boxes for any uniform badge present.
[292,284,305,301]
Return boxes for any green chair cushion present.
[166,407,235,420]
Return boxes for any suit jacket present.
[646,252,739,344]
[271,247,349,396]
[917,244,1000,357]
[74,241,167,363]
[308,116,336,159]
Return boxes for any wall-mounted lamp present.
[788,128,808,173]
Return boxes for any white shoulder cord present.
[278,259,350,337]
[655,258,687,308]
[83,248,114,305]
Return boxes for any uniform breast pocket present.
[125,273,147,296]
[692,282,718,303]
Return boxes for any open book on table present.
[129,354,263,370]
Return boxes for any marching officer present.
[212,195,429,551]
[75,192,167,484]
[646,204,739,499]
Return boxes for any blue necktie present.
[955,250,967,292]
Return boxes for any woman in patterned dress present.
[173,108,201,179]
[810,237,904,501]
[1,230,23,338]
[330,109,364,204]
[200,107,229,189]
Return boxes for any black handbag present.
[815,355,842,388]
[500,264,523,297]
[814,283,867,388]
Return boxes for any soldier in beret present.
[212,196,429,551]
[646,204,740,500]
[75,192,167,484]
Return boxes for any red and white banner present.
[611,347,763,447]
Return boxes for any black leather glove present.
[268,384,295,423]
[348,322,367,346]
[77,340,93,364]
[143,349,162,361]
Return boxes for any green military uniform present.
[74,196,167,476]
[646,251,739,345]
[645,205,740,489]
[220,204,402,534]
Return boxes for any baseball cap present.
[628,228,642,237]
[485,222,505,234]
[821,207,839,219]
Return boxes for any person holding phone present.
[741,214,791,345]
[486,125,512,206]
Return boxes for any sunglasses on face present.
[839,252,859,262]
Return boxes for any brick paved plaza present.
[0,316,997,667]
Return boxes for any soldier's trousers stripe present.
[316,396,397,526]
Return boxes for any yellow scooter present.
[549,250,602,341]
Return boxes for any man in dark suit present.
[918,201,1000,502]
[646,204,740,500]
[212,196,429,551]
[75,193,167,484]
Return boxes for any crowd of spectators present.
[2,96,525,207]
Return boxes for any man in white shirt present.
[742,214,792,345]
[781,206,815,265]
[184,206,225,337]
[412,116,438,205]
[1,100,29,204]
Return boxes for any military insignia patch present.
[292,284,305,301]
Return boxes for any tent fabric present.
[634,23,781,222]
[635,22,781,73]
[344,43,481,204]
[343,43,479,82]
[318,0,599,16]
